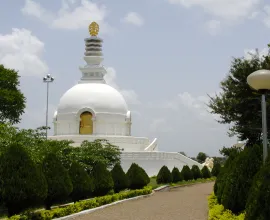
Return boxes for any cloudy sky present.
[1,0,270,156]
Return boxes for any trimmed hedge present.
[171,167,182,183]
[9,187,153,220]
[181,165,193,181]
[156,165,172,184]
[245,157,270,220]
[42,153,73,209]
[208,192,245,220]
[220,145,262,213]
[126,163,150,189]
[201,166,211,179]
[91,162,114,196]
[110,163,129,193]
[191,165,202,180]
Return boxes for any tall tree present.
[196,152,207,163]
[0,65,26,124]
[208,47,270,145]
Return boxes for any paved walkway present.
[76,182,214,220]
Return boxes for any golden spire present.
[89,21,99,37]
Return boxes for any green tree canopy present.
[208,47,270,145]
[0,144,47,216]
[196,152,207,163]
[0,65,26,124]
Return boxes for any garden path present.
[76,182,214,220]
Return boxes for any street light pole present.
[43,74,54,139]
[247,69,270,164]
[261,92,268,163]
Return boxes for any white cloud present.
[123,12,144,27]
[21,0,113,34]
[205,20,221,35]
[263,5,270,28]
[168,0,261,22]
[104,67,140,105]
[0,28,48,77]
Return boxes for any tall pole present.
[45,82,49,139]
[43,74,54,140]
[261,93,268,164]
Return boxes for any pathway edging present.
[54,192,155,220]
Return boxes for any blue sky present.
[1,0,270,156]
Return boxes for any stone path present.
[76,182,214,220]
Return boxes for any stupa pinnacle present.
[79,21,105,83]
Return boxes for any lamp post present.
[247,69,270,164]
[43,74,54,139]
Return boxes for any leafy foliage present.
[0,65,26,124]
[42,153,73,209]
[201,166,211,179]
[110,163,129,193]
[69,161,94,202]
[191,165,202,180]
[91,162,114,196]
[245,157,270,220]
[208,193,245,220]
[171,167,182,183]
[181,165,193,181]
[208,47,270,145]
[211,162,222,177]
[0,144,47,216]
[196,152,207,163]
[156,165,172,184]
[219,145,262,214]
[126,163,150,189]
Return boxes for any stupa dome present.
[57,83,128,115]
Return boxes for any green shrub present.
[181,165,193,181]
[10,187,152,220]
[42,153,73,209]
[91,162,114,196]
[126,163,150,189]
[245,158,270,220]
[0,144,47,216]
[208,193,245,220]
[110,163,129,193]
[156,165,172,184]
[69,161,94,202]
[191,165,202,180]
[201,166,211,179]
[211,162,221,177]
[221,144,262,214]
[171,167,182,183]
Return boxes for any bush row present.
[156,164,213,184]
[9,187,152,220]
[0,143,150,216]
[213,144,270,220]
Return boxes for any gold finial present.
[89,21,99,36]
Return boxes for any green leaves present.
[208,48,270,145]
[0,65,26,124]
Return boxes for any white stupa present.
[50,22,202,176]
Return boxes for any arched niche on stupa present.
[76,108,96,135]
